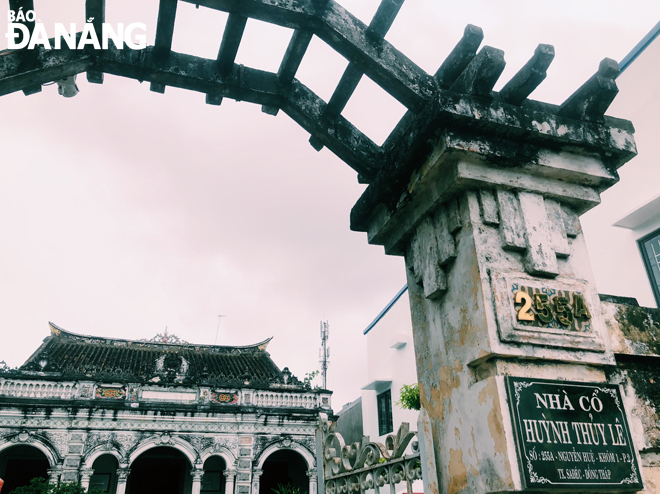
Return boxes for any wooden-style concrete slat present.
[324,64,362,120]
[9,0,40,94]
[262,29,313,114]
[434,24,483,89]
[367,0,405,39]
[216,13,249,78]
[85,0,106,83]
[8,0,35,38]
[558,58,620,122]
[85,0,106,39]
[500,44,554,106]
[449,45,506,99]
[278,29,313,84]
[153,0,178,59]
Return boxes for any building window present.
[377,389,393,436]
[639,228,660,306]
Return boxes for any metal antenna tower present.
[319,321,330,389]
[214,315,226,345]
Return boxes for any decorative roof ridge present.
[47,322,273,352]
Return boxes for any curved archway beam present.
[104,46,382,177]
[0,0,629,186]
[0,41,381,177]
[0,48,91,97]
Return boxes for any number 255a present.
[514,291,591,326]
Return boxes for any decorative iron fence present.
[320,418,422,494]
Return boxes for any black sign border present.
[505,376,643,492]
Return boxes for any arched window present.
[89,454,119,493]
[201,456,226,494]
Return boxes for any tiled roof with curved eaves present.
[16,323,300,389]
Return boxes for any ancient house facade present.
[0,324,331,494]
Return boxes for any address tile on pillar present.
[491,272,604,352]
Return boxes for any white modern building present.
[581,21,660,308]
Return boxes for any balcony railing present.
[252,390,320,409]
[0,379,77,399]
[0,378,331,411]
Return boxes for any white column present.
[307,469,318,494]
[79,469,94,490]
[251,468,263,494]
[116,468,130,494]
[224,469,236,494]
[191,469,203,494]
[47,467,61,485]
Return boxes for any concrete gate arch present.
[0,0,619,185]
[0,2,639,493]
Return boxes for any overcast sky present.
[0,1,658,409]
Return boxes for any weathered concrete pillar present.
[307,468,318,494]
[47,466,62,485]
[351,64,639,493]
[191,469,203,494]
[115,468,130,494]
[251,468,262,494]
[224,469,236,494]
[79,468,94,490]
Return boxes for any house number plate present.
[512,284,592,333]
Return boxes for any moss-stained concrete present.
[605,300,660,356]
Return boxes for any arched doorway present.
[89,454,119,494]
[126,447,192,494]
[259,450,308,494]
[0,445,50,493]
[201,456,226,494]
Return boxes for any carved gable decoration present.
[152,353,189,383]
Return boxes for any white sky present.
[0,1,658,409]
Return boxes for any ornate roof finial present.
[144,327,189,345]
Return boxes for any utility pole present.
[319,321,330,389]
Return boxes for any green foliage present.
[11,478,104,494]
[271,483,306,494]
[396,383,421,411]
[303,370,320,389]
